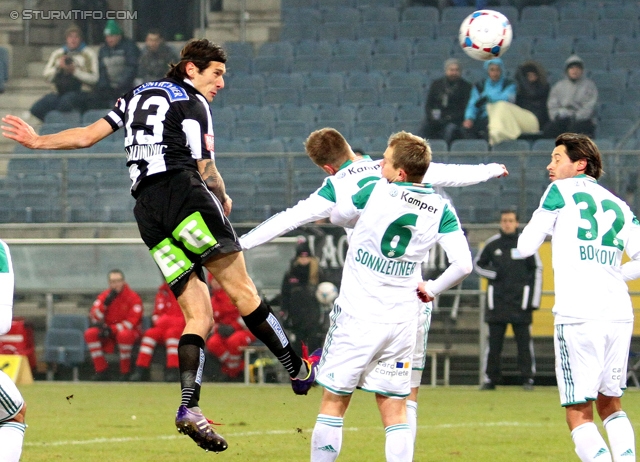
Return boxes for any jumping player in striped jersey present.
[0,239,27,462]
[2,39,318,453]
[517,133,640,462]
[240,127,507,447]
[310,131,472,461]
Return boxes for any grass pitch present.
[19,382,640,461]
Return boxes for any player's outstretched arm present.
[421,231,473,299]
[239,193,334,250]
[424,162,508,187]
[2,115,113,150]
[517,208,556,258]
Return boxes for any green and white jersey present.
[333,179,472,323]
[240,156,504,250]
[518,175,640,324]
[0,239,14,335]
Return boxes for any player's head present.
[167,39,227,102]
[547,133,603,181]
[499,208,519,235]
[381,131,431,183]
[108,269,125,293]
[305,128,355,175]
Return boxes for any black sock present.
[242,300,303,378]
[178,334,205,408]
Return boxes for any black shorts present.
[133,170,242,297]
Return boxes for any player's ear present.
[398,168,407,182]
[184,61,197,78]
[322,164,337,175]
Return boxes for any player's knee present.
[84,327,100,342]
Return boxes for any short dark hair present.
[500,207,519,221]
[146,28,163,38]
[166,39,227,80]
[555,133,603,179]
[108,269,124,280]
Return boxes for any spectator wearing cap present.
[30,25,98,121]
[422,58,472,146]
[86,19,140,109]
[280,240,325,352]
[543,55,598,139]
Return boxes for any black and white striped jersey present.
[103,78,215,192]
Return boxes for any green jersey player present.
[517,133,640,462]
[311,131,473,462]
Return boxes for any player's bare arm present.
[197,158,231,216]
[2,115,113,150]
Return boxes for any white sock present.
[385,423,413,462]
[604,411,636,461]
[572,422,612,462]
[311,414,343,462]
[0,421,26,462]
[406,400,418,446]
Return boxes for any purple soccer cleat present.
[291,348,322,395]
[175,405,228,452]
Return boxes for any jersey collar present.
[575,173,598,183]
[338,155,373,171]
[394,181,435,193]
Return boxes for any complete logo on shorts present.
[373,360,410,378]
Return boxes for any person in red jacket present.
[84,269,143,380]
[130,281,185,382]
[205,275,255,380]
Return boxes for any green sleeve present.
[541,183,565,211]
[317,178,336,203]
[438,203,461,233]
[352,182,376,210]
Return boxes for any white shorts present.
[0,370,24,422]
[411,303,432,388]
[317,305,417,398]
[555,321,633,407]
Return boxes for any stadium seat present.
[374,37,412,57]
[494,6,518,24]
[450,139,489,153]
[50,314,89,331]
[614,37,640,53]
[530,138,557,153]
[395,104,424,134]
[218,88,261,107]
[225,55,252,74]
[596,118,635,141]
[385,70,425,89]
[277,104,316,124]
[257,41,294,59]
[294,40,333,59]
[515,20,555,38]
[329,55,370,73]
[595,19,635,39]
[533,36,573,56]
[441,6,476,22]
[520,5,559,22]
[81,109,113,124]
[227,73,265,91]
[428,139,449,155]
[43,328,86,380]
[91,189,135,222]
[321,7,360,23]
[357,104,396,124]
[436,20,464,39]
[396,21,437,39]
[283,137,307,153]
[573,37,615,55]
[556,19,594,38]
[13,190,62,223]
[361,6,398,23]
[292,55,329,73]
[281,7,321,25]
[223,41,254,59]
[590,70,627,104]
[559,4,600,21]
[599,3,638,20]
[44,110,81,124]
[492,139,531,152]
[401,6,439,22]
[353,120,390,138]
[273,120,309,138]
[280,22,318,41]
[578,52,608,71]
[252,56,292,74]
[609,53,640,72]
[244,140,286,154]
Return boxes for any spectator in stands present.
[543,55,598,139]
[205,274,256,381]
[280,239,324,352]
[0,46,8,94]
[134,29,179,86]
[515,60,550,129]
[474,208,542,391]
[84,269,143,381]
[86,19,140,110]
[422,58,472,145]
[461,58,516,141]
[30,26,98,121]
[130,281,184,382]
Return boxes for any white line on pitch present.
[24,421,551,447]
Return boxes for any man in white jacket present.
[517,133,640,462]
[0,239,27,462]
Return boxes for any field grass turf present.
[19,382,640,461]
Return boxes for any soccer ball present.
[459,10,512,61]
[315,282,338,305]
